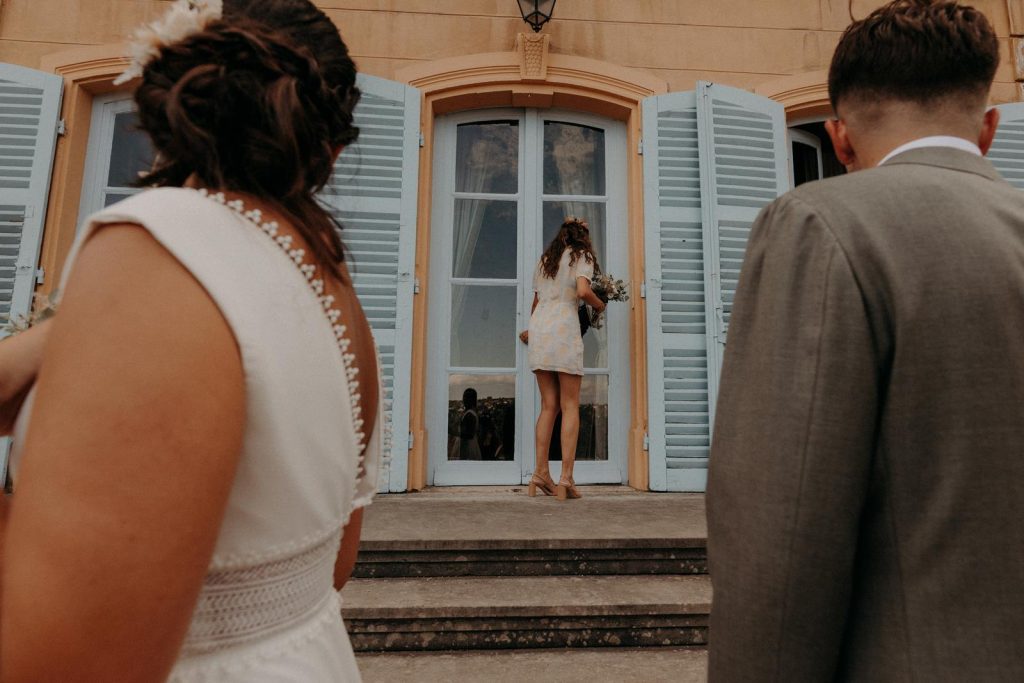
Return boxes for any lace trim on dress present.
[180,529,342,656]
[170,592,344,681]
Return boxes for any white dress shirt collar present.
[878,136,982,166]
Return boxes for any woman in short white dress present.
[520,218,606,500]
[0,1,380,680]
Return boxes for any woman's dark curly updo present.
[134,0,361,278]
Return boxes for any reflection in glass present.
[450,285,517,368]
[544,121,606,196]
[448,374,515,461]
[456,121,519,195]
[107,112,155,188]
[547,374,609,462]
[543,202,607,266]
[452,199,517,279]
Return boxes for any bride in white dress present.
[0,1,379,680]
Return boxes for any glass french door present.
[427,109,629,486]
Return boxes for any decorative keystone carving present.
[516,32,550,81]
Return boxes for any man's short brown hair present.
[828,0,999,111]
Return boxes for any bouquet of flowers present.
[580,274,629,334]
[2,292,59,336]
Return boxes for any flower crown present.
[114,0,224,85]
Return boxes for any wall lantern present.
[517,0,556,32]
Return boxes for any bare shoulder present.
[2,221,245,680]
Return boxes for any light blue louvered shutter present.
[0,64,62,487]
[989,103,1024,189]
[642,91,712,492]
[0,64,62,334]
[696,81,790,427]
[321,74,420,493]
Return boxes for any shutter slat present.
[0,65,63,484]
[643,92,712,492]
[991,105,1024,190]
[323,74,420,492]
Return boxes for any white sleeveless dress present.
[11,188,381,681]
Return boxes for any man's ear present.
[332,145,346,164]
[825,118,857,169]
[978,107,1000,156]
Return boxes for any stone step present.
[341,574,711,652]
[356,488,708,578]
[353,538,706,578]
[357,647,708,683]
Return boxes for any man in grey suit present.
[706,1,1024,680]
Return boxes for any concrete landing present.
[357,647,708,683]
[361,487,706,548]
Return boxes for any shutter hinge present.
[414,277,421,294]
[640,282,647,299]
[35,268,45,285]
[637,137,644,155]
[408,431,415,451]
[56,119,67,136]
[643,432,650,451]
[418,130,425,148]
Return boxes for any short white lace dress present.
[11,188,382,682]
[527,248,595,376]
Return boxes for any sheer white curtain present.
[451,124,517,366]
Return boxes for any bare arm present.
[576,277,605,311]
[333,507,364,590]
[0,320,52,435]
[1,224,245,682]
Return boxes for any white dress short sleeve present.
[527,248,589,376]
[11,187,380,682]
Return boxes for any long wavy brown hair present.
[539,217,600,280]
[133,0,360,280]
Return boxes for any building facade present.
[3,0,1024,492]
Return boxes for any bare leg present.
[533,370,560,481]
[557,372,583,484]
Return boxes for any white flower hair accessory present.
[114,0,224,85]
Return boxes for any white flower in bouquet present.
[587,274,630,330]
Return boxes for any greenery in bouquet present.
[587,274,629,330]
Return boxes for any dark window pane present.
[544,121,606,196]
[456,121,519,194]
[107,112,155,188]
[452,199,517,279]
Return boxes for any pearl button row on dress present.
[195,188,367,460]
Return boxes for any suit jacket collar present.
[881,146,1005,183]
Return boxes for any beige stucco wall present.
[0,0,1020,102]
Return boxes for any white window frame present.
[78,93,147,226]
[427,108,630,487]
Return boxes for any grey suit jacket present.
[706,148,1024,682]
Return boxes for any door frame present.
[426,107,629,486]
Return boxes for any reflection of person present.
[458,387,482,461]
[519,217,605,500]
[494,405,516,461]
[707,2,1024,681]
[1,1,382,680]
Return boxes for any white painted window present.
[79,93,155,223]
[428,110,630,486]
